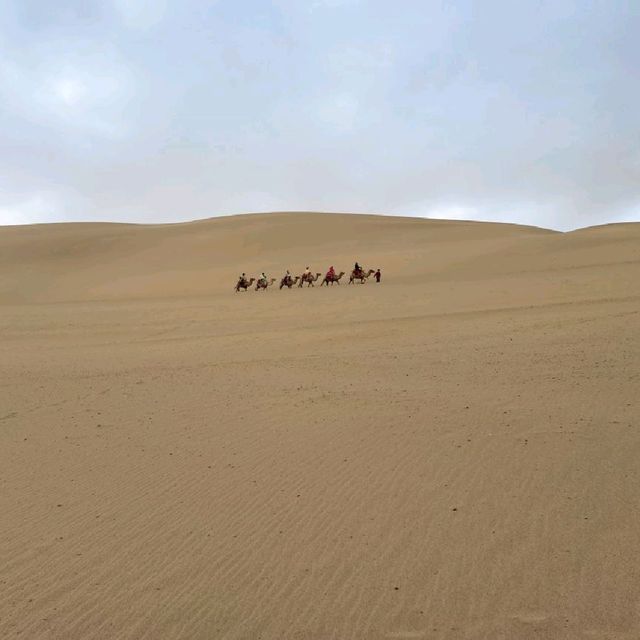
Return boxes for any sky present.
[1,0,639,230]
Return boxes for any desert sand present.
[1,212,639,639]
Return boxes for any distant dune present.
[1,211,637,304]
[1,212,639,639]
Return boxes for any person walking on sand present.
[374,268,381,283]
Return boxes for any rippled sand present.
[1,213,639,639]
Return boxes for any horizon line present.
[1,209,639,234]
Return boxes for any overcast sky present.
[1,0,639,230]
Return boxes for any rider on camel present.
[327,265,336,281]
[354,261,362,277]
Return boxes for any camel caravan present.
[235,264,382,292]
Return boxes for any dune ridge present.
[0,212,635,305]
[1,212,639,639]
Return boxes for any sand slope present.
[0,212,556,302]
[1,213,639,639]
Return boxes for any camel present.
[279,275,300,289]
[235,277,255,292]
[321,271,345,286]
[349,268,375,284]
[255,277,276,291]
[298,272,322,287]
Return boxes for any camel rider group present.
[237,262,382,290]
[237,272,268,287]
[327,262,381,283]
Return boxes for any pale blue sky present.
[1,0,639,229]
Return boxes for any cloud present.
[0,194,61,226]
[310,0,361,8]
[112,0,168,30]
[317,93,360,132]
[51,77,86,106]
[0,0,639,230]
[0,22,135,138]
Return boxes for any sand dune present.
[1,212,639,639]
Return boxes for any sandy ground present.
[1,212,639,639]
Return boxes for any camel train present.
[321,271,345,286]
[349,269,375,284]
[279,274,300,289]
[256,277,276,291]
[235,276,255,292]
[300,272,322,287]
[235,265,381,292]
